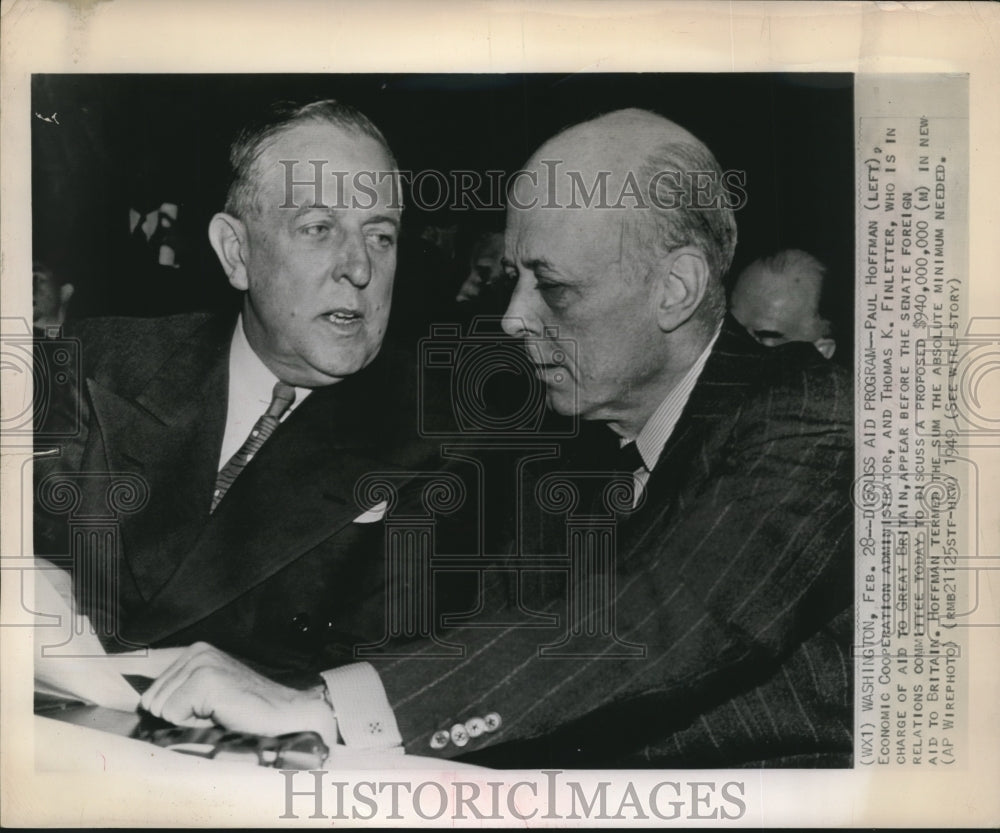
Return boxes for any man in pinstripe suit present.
[138,108,853,768]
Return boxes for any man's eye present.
[366,231,396,250]
[537,282,569,307]
[301,224,330,237]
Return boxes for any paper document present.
[32,560,142,713]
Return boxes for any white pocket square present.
[352,501,388,524]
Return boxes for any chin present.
[326,354,377,379]
[544,387,581,417]
[303,346,380,384]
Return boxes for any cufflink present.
[429,730,450,750]
[464,717,486,738]
[450,723,469,747]
[483,712,502,732]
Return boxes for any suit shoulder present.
[71,312,215,347]
[754,342,851,408]
[745,343,854,425]
[71,312,222,383]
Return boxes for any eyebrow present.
[362,214,400,230]
[292,204,333,219]
[519,257,556,273]
[290,205,399,230]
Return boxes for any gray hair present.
[224,99,397,219]
[637,140,738,325]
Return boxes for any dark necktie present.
[614,441,645,476]
[584,439,645,516]
[212,381,296,512]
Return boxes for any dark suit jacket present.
[365,316,854,768]
[33,312,447,684]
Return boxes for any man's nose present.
[501,279,541,338]
[335,233,372,288]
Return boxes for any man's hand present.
[134,642,339,745]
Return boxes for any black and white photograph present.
[2,1,998,828]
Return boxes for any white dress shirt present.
[217,316,312,471]
[618,324,721,506]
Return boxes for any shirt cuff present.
[319,662,403,752]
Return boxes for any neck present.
[603,320,717,439]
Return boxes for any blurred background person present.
[730,249,837,359]
[455,230,505,304]
[32,261,75,334]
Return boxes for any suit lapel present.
[128,350,429,645]
[619,316,765,548]
[87,316,231,599]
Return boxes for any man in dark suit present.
[133,108,853,767]
[33,100,431,714]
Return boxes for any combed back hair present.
[224,99,397,220]
[637,140,738,326]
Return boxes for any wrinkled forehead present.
[506,160,633,259]
[505,194,627,269]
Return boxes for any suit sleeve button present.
[465,717,486,738]
[291,613,311,633]
[483,712,502,732]
[429,730,450,750]
[450,723,469,747]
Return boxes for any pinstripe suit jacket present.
[367,316,854,768]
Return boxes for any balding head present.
[501,108,739,437]
[530,108,702,184]
[509,109,737,325]
[731,250,836,358]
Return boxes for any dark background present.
[32,73,854,359]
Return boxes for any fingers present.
[134,642,313,738]
[140,642,221,723]
[151,667,219,726]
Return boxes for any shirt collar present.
[228,315,311,416]
[625,322,722,471]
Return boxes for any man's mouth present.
[322,308,364,326]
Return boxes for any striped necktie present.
[212,381,296,512]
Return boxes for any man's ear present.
[208,212,250,291]
[814,337,836,360]
[650,246,711,332]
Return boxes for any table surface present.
[35,714,487,773]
